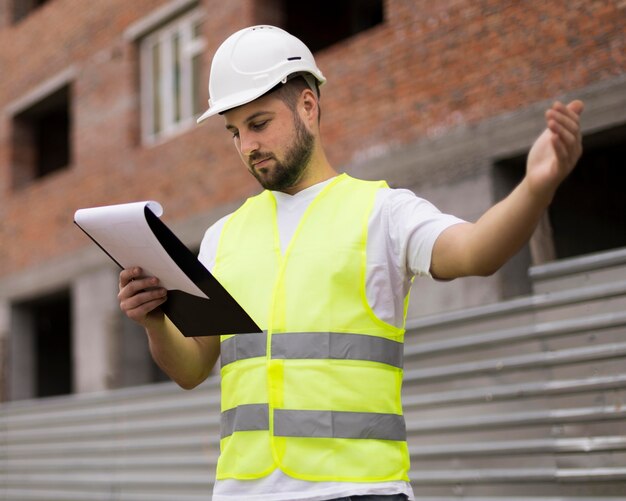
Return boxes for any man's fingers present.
[546,102,580,135]
[119,268,162,295]
[550,133,571,166]
[119,287,167,322]
[118,267,166,317]
[567,99,584,115]
[548,124,582,171]
[547,119,580,152]
[545,100,583,164]
[550,100,583,119]
[119,275,155,296]
[119,267,143,290]
[123,291,167,313]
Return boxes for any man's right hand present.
[118,267,168,327]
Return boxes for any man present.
[118,25,583,501]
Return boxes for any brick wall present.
[0,0,624,278]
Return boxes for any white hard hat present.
[196,25,326,123]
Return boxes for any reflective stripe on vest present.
[221,403,269,438]
[220,331,267,367]
[221,404,406,441]
[221,331,404,369]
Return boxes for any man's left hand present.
[526,100,584,204]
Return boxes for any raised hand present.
[526,100,584,203]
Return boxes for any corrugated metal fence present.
[1,248,625,500]
[403,247,626,499]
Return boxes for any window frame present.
[139,8,205,145]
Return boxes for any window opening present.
[11,84,71,189]
[255,0,384,53]
[12,290,73,399]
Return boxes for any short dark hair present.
[270,75,322,123]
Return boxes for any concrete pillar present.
[0,300,11,401]
[8,302,36,400]
[71,267,119,393]
[117,313,159,387]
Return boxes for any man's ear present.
[299,88,319,126]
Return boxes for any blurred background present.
[0,0,625,499]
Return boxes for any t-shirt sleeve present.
[197,213,232,272]
[381,188,466,278]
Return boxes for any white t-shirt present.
[198,177,465,501]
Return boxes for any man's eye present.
[252,120,268,131]
[231,131,240,139]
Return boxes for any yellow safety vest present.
[213,174,410,482]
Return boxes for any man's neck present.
[280,150,337,195]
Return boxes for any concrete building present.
[0,0,625,499]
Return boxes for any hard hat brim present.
[196,85,272,123]
[197,69,326,124]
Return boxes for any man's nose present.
[239,132,259,157]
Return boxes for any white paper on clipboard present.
[74,201,261,337]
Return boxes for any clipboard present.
[74,201,261,337]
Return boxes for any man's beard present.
[248,114,314,191]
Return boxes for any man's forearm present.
[431,177,551,279]
[144,314,220,390]
[465,177,550,275]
